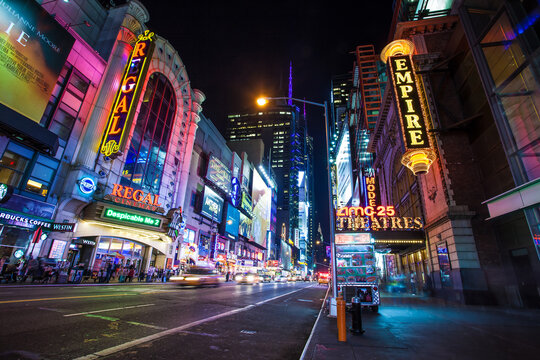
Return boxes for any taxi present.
[169,267,224,287]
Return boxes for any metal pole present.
[323,101,338,301]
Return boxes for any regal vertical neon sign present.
[100,30,155,157]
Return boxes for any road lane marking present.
[126,321,167,330]
[297,299,313,302]
[74,287,309,360]
[0,293,136,304]
[64,303,155,317]
[85,314,119,322]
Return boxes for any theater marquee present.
[100,30,155,157]
[336,206,424,232]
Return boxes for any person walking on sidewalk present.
[105,261,113,283]
[127,266,135,282]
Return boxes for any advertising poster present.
[251,169,271,248]
[0,0,74,123]
[48,239,66,259]
[239,212,252,239]
[206,156,231,193]
[201,186,224,222]
[225,204,239,240]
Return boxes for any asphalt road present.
[0,282,327,360]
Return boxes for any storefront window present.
[0,142,59,199]
[121,73,176,193]
[110,239,123,252]
[98,239,110,252]
[0,142,33,187]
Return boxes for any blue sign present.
[78,177,96,195]
[201,186,224,222]
[225,205,240,240]
[230,177,240,207]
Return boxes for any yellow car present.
[235,273,261,284]
[169,267,224,287]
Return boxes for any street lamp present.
[257,96,338,306]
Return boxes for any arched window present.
[391,152,422,218]
[121,73,176,193]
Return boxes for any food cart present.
[335,233,380,312]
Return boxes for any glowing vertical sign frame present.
[100,30,156,158]
[381,39,436,175]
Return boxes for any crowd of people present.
[0,255,57,284]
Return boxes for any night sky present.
[143,1,393,241]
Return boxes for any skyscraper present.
[226,102,306,270]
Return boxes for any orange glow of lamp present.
[100,30,156,158]
[381,39,436,175]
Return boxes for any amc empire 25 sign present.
[100,30,155,158]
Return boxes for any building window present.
[0,142,59,199]
[121,73,176,193]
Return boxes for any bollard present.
[350,296,365,335]
[336,295,347,342]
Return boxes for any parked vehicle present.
[169,267,223,287]
[235,272,261,284]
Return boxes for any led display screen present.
[224,204,240,240]
[0,0,74,123]
[251,169,271,248]
[206,155,231,193]
[239,212,252,239]
[336,127,353,207]
[201,186,224,223]
[102,207,161,228]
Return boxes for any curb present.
[299,286,331,360]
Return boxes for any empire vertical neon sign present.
[100,30,155,157]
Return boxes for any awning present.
[482,178,540,219]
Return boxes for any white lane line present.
[126,321,167,330]
[299,286,330,360]
[73,287,307,360]
[64,303,155,317]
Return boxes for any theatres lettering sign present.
[100,30,155,157]
[104,183,164,213]
[336,206,423,232]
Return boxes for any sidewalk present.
[301,292,540,360]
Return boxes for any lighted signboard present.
[336,207,423,232]
[382,39,436,175]
[102,207,161,228]
[104,183,163,213]
[239,212,252,239]
[100,30,155,157]
[335,233,371,245]
[241,192,252,214]
[230,177,240,207]
[251,169,271,248]
[0,0,74,123]
[364,176,377,207]
[336,127,353,207]
[49,239,67,259]
[225,204,240,240]
[201,186,224,222]
[206,155,231,193]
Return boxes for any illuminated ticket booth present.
[73,201,171,276]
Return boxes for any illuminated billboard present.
[206,155,231,193]
[0,0,74,123]
[100,30,155,157]
[201,186,224,223]
[251,169,271,248]
[239,212,252,239]
[336,126,353,207]
[225,204,240,240]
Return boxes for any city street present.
[0,282,325,360]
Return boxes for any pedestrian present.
[105,261,113,283]
[410,272,417,295]
[127,266,135,282]
[226,271,230,282]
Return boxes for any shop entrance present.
[94,237,146,277]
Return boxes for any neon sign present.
[336,206,423,231]
[104,183,163,213]
[102,207,161,228]
[365,177,377,207]
[100,30,155,157]
[381,39,436,175]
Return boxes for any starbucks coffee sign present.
[0,183,14,204]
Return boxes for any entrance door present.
[510,248,540,308]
